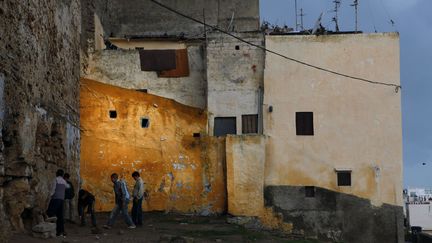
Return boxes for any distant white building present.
[405,188,432,204]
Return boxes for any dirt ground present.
[11,212,317,243]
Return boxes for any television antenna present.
[332,0,341,32]
[299,8,305,31]
[350,0,359,32]
[294,0,298,31]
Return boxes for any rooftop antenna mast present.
[351,0,359,32]
[294,0,298,31]
[300,8,305,31]
[332,0,341,32]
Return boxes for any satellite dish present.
[312,12,323,35]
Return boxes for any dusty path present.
[11,213,315,243]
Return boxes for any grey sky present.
[260,0,432,187]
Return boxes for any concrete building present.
[80,1,403,242]
[262,33,403,242]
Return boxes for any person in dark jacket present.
[78,189,97,227]
[46,169,68,236]
[63,173,75,222]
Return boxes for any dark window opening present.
[305,186,315,197]
[139,49,176,71]
[242,114,258,134]
[193,133,201,138]
[296,112,314,136]
[141,118,150,128]
[337,171,351,186]
[109,110,117,119]
[136,89,148,93]
[214,117,236,136]
[235,45,240,50]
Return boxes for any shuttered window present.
[337,171,351,186]
[158,49,190,78]
[242,114,258,134]
[296,112,314,136]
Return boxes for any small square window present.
[305,186,315,197]
[337,171,351,186]
[242,114,258,134]
[193,133,201,138]
[235,45,240,50]
[141,118,150,128]
[296,112,314,136]
[109,110,117,119]
[214,117,236,136]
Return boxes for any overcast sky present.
[260,0,432,188]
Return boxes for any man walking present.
[103,173,136,229]
[63,173,74,223]
[78,189,97,227]
[131,171,145,226]
[47,169,68,236]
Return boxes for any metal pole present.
[355,0,358,32]
[295,0,298,31]
[300,8,304,30]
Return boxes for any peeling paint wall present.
[226,135,265,216]
[83,43,207,109]
[207,32,264,135]
[80,79,225,214]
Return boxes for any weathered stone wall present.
[87,0,259,39]
[265,186,404,243]
[83,42,207,109]
[80,79,226,214]
[0,0,81,240]
[206,32,264,135]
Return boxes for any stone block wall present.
[206,32,265,135]
[0,0,81,240]
[86,0,259,39]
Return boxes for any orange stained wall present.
[80,79,226,213]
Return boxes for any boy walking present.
[131,171,145,226]
[103,173,136,229]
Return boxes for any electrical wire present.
[378,0,398,31]
[150,0,401,91]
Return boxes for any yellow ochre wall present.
[263,33,403,207]
[80,79,226,213]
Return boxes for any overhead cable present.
[150,0,401,91]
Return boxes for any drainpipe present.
[258,86,263,134]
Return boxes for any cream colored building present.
[259,33,403,242]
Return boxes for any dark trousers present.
[47,199,64,235]
[131,198,143,226]
[78,201,96,227]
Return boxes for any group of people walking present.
[46,169,146,236]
